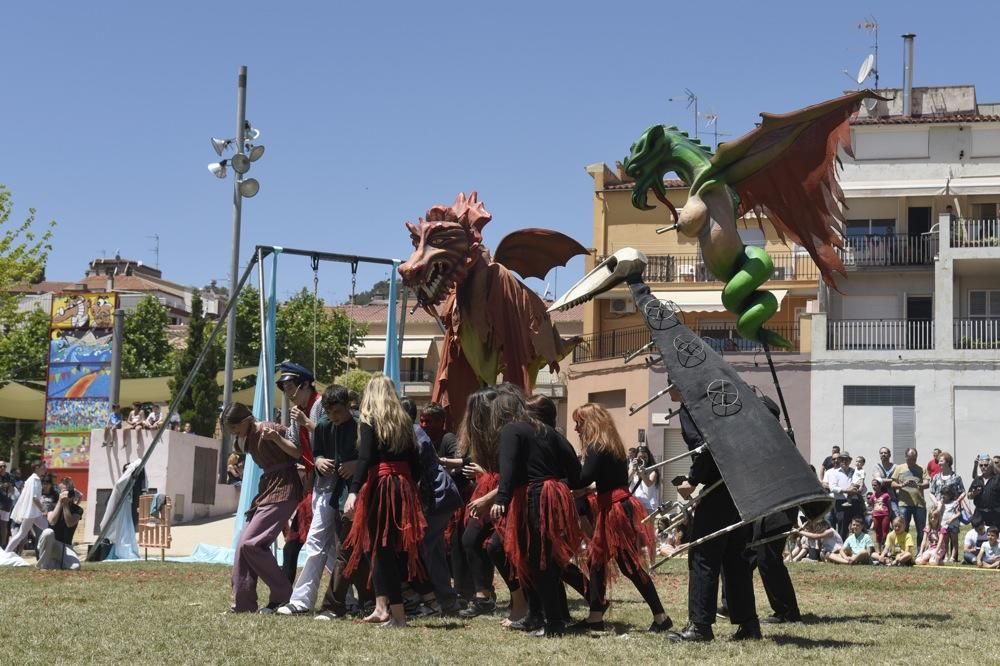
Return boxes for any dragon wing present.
[493,228,589,280]
[695,90,884,288]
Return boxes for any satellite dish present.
[856,54,875,84]
[863,97,878,113]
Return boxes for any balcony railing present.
[826,319,934,351]
[572,322,800,363]
[839,234,936,267]
[612,251,819,284]
[398,370,432,382]
[954,318,1000,349]
[951,218,1000,248]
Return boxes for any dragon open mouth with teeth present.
[398,192,588,425]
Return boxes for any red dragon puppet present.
[399,192,587,425]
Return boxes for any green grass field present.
[0,557,995,665]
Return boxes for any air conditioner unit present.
[609,298,636,314]
[772,267,787,280]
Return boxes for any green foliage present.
[231,285,261,370]
[0,306,49,382]
[274,288,365,384]
[335,368,374,396]
[169,291,221,436]
[0,185,56,328]
[122,295,174,378]
[349,279,389,306]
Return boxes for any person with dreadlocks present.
[491,387,583,638]
[343,376,426,628]
[572,402,672,634]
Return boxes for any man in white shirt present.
[823,453,857,540]
[4,460,49,554]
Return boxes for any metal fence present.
[954,318,1000,349]
[839,234,936,267]
[950,218,1000,248]
[614,251,819,283]
[826,319,934,351]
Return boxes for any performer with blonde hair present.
[343,375,426,628]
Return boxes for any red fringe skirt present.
[502,478,584,585]
[344,461,427,581]
[586,487,655,578]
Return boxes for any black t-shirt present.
[496,422,582,505]
[580,448,628,493]
[52,503,83,546]
[314,415,359,498]
[349,422,420,494]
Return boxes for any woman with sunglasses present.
[221,402,302,613]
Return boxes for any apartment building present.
[809,84,1000,474]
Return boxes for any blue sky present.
[3,1,998,305]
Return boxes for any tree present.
[0,306,49,383]
[122,295,173,378]
[170,291,221,436]
[275,289,365,383]
[335,368,374,397]
[0,185,56,329]
[349,279,389,306]
[230,285,261,370]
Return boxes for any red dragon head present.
[398,192,492,307]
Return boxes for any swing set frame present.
[87,244,407,561]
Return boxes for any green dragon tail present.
[720,245,792,349]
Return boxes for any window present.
[971,203,998,220]
[843,385,914,407]
[192,446,218,504]
[969,290,1000,318]
[846,219,896,237]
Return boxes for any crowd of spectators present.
[789,446,1000,569]
[1,460,83,569]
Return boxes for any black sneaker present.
[666,623,714,642]
[508,615,544,632]
[531,623,565,638]
[458,597,496,618]
[649,616,674,633]
[258,602,283,615]
[761,612,800,624]
[570,618,605,633]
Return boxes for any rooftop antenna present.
[701,112,731,150]
[858,16,879,90]
[147,233,160,269]
[668,88,699,139]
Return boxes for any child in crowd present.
[657,523,685,557]
[915,510,946,565]
[868,479,892,550]
[794,518,843,562]
[787,532,813,562]
[874,516,915,566]
[938,486,964,563]
[827,517,874,565]
[963,518,988,565]
[977,526,1000,569]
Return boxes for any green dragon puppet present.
[621,90,882,348]
[398,192,587,424]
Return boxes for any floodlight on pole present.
[208,160,228,178]
[248,144,265,162]
[211,137,233,156]
[238,178,259,198]
[231,153,251,174]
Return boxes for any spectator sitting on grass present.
[977,526,1000,570]
[827,517,874,565]
[794,518,842,562]
[873,516,915,566]
[963,517,988,565]
[915,510,946,566]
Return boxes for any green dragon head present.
[623,125,674,211]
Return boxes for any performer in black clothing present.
[667,386,761,642]
[492,390,584,638]
[343,376,425,629]
[573,403,672,634]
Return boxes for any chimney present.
[902,33,915,118]
[105,269,114,293]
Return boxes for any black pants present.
[590,555,663,615]
[450,513,475,600]
[688,485,756,627]
[282,539,303,584]
[526,484,568,628]
[463,519,496,593]
[754,537,799,618]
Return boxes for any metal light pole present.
[222,65,248,481]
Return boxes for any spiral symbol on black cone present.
[673,336,707,368]
[643,299,681,331]
[707,379,742,417]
